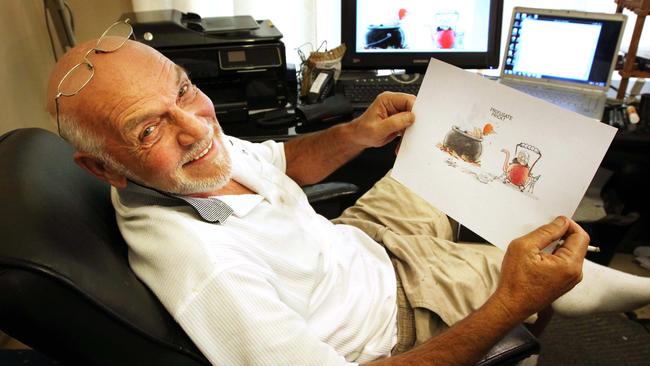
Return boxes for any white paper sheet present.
[392,58,617,250]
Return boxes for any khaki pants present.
[333,174,504,353]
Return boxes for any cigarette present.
[554,240,600,253]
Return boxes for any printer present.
[123,10,293,124]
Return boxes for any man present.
[47,32,650,365]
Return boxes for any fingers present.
[378,91,416,114]
[385,111,415,132]
[553,219,590,261]
[353,92,416,148]
[514,216,569,251]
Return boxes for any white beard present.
[169,137,233,195]
[112,128,233,196]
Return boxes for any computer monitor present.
[341,0,503,72]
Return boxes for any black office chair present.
[0,128,538,365]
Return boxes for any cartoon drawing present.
[500,143,541,193]
[437,124,543,198]
[438,123,495,165]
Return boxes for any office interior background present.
[3,0,650,137]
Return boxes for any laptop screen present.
[502,10,624,87]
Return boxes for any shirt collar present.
[117,180,234,224]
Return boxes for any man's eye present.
[178,84,189,98]
[141,125,156,139]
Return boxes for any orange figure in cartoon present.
[398,8,408,20]
[500,143,541,192]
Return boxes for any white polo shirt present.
[112,135,398,366]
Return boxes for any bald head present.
[46,39,180,145]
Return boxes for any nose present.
[170,106,209,146]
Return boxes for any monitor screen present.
[341,0,503,72]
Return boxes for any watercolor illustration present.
[500,143,542,194]
[437,123,494,165]
[436,122,542,196]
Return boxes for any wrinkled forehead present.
[49,40,179,128]
[80,41,174,98]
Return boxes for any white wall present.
[0,1,58,135]
[0,0,132,136]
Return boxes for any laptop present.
[500,7,626,119]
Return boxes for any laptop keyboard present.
[339,73,422,108]
[507,83,601,115]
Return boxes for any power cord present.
[43,0,58,61]
[43,0,75,62]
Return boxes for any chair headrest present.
[0,128,203,357]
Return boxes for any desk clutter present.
[604,93,650,132]
[605,104,641,129]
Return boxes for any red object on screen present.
[398,8,407,20]
[437,29,455,49]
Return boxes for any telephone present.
[307,69,335,104]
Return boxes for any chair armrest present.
[303,182,360,219]
[475,325,539,366]
[303,182,359,204]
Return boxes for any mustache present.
[180,128,215,165]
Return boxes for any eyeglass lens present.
[58,63,94,96]
[96,22,133,52]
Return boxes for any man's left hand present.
[350,92,416,148]
[284,92,415,185]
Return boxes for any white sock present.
[633,246,650,258]
[552,259,650,316]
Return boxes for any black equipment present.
[123,10,292,124]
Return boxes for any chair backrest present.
[0,128,209,366]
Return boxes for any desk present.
[220,106,353,143]
[221,121,297,143]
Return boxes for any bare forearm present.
[284,122,365,186]
[284,92,416,185]
[364,296,523,366]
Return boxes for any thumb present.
[385,111,415,133]
[516,216,569,250]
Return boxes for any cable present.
[43,0,59,61]
[63,0,75,32]
[43,0,77,61]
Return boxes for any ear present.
[73,152,128,188]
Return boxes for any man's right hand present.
[364,217,590,366]
[494,216,590,322]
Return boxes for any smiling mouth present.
[185,139,213,166]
